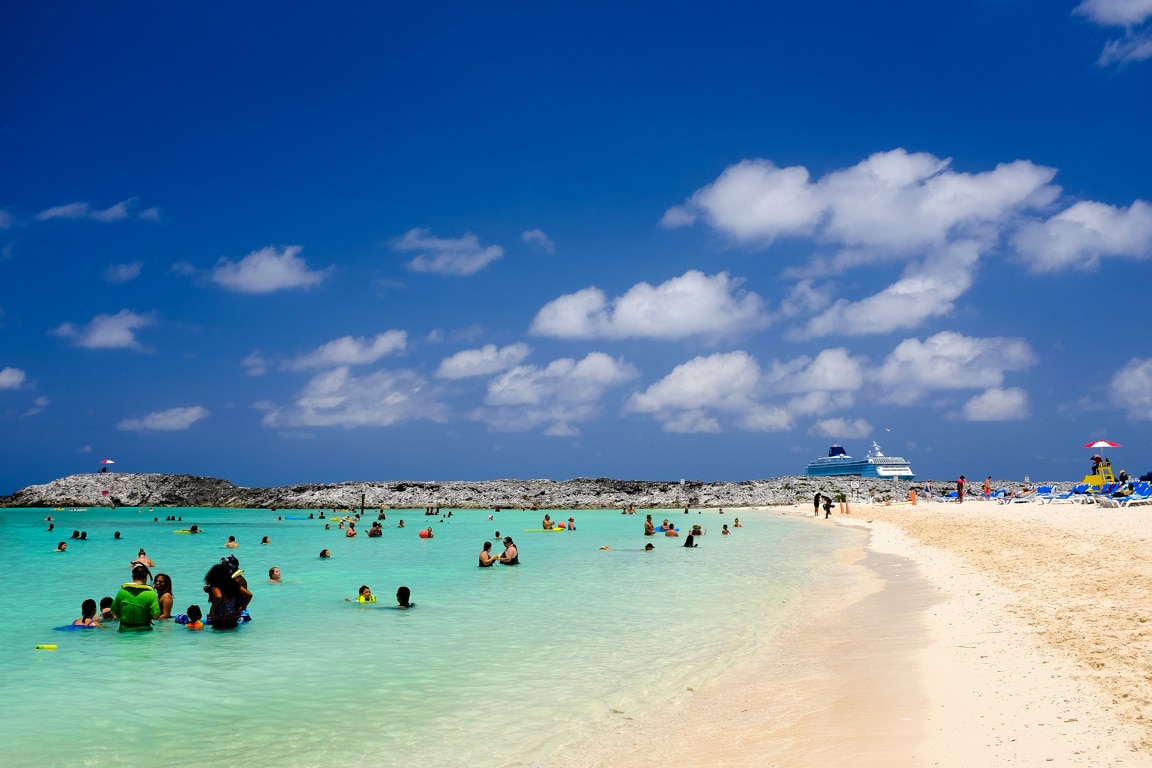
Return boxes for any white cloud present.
[763,348,866,393]
[531,270,769,340]
[1075,0,1152,27]
[520,229,555,254]
[962,387,1030,421]
[395,228,503,276]
[795,240,982,339]
[626,352,765,432]
[242,351,269,377]
[1109,357,1152,419]
[436,343,531,379]
[663,150,1058,252]
[260,367,447,428]
[1011,200,1152,271]
[119,405,210,431]
[872,331,1037,405]
[0,366,26,389]
[1098,29,1152,64]
[104,262,143,284]
[36,198,139,222]
[53,309,155,350]
[23,396,49,417]
[288,331,407,370]
[476,352,638,434]
[812,417,872,439]
[211,245,330,293]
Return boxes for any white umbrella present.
[100,459,116,465]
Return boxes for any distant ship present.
[804,441,915,479]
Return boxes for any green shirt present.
[111,583,160,631]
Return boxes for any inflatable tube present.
[521,528,566,532]
[174,530,191,534]
[285,515,310,520]
[36,644,58,650]
[54,624,93,632]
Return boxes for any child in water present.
[73,598,101,627]
[185,605,204,630]
[347,585,375,603]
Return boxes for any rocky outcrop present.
[0,473,1075,510]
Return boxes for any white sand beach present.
[551,500,1152,767]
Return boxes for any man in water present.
[111,564,161,631]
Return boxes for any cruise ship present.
[804,441,916,479]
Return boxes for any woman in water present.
[498,536,519,565]
[73,598,101,627]
[204,562,252,630]
[478,540,497,567]
[153,573,174,619]
[683,534,698,548]
[319,549,331,558]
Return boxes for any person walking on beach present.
[814,492,822,517]
[983,476,992,500]
[822,495,834,519]
[957,475,966,504]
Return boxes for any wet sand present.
[549,500,1152,767]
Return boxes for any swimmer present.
[47,523,54,532]
[113,531,121,539]
[268,567,282,582]
[189,525,201,534]
[132,549,156,568]
[498,536,519,565]
[734,518,742,527]
[644,515,655,536]
[542,514,553,530]
[153,573,174,619]
[423,527,434,539]
[721,524,730,535]
[185,604,204,630]
[346,523,357,538]
[55,541,67,552]
[73,598,101,627]
[225,535,239,548]
[261,536,270,545]
[567,517,575,530]
[683,534,698,548]
[347,585,375,603]
[319,549,331,558]
[599,545,612,550]
[398,520,405,528]
[395,586,414,608]
[98,596,114,622]
[644,543,655,551]
[664,527,679,537]
[479,541,497,567]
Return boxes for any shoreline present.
[550,502,1152,766]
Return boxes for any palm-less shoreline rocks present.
[1,473,1075,510]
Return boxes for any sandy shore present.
[549,499,1152,767]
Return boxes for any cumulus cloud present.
[762,348,866,394]
[104,262,143,284]
[0,366,27,389]
[1011,200,1152,271]
[395,229,503,276]
[663,150,1058,252]
[53,309,155,350]
[520,229,555,254]
[626,352,771,432]
[260,367,447,428]
[962,387,1030,421]
[1109,357,1152,419]
[288,331,407,370]
[36,198,142,223]
[436,343,531,379]
[211,245,330,293]
[872,331,1037,405]
[812,417,872,439]
[119,405,210,431]
[476,352,638,435]
[531,270,769,340]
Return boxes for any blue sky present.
[3,1,1152,491]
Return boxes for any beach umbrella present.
[1083,440,1121,450]
[100,459,115,465]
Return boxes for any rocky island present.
[0,472,1072,510]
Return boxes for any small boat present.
[805,442,915,480]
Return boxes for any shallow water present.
[0,506,861,767]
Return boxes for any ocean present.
[0,505,862,767]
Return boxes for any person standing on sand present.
[983,476,992,500]
[822,495,834,519]
[956,475,966,503]
[814,492,822,517]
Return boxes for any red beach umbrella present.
[1082,440,1121,450]
[100,459,116,465]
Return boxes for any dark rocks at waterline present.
[0,473,1078,510]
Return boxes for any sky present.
[3,1,1152,492]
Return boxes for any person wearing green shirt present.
[111,564,161,631]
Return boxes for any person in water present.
[721,524,730,535]
[225,535,239,548]
[204,562,252,630]
[111,564,161,631]
[133,549,156,568]
[664,526,679,537]
[683,534,698,548]
[73,598,101,627]
[498,536,519,565]
[55,541,67,552]
[153,573,174,619]
[185,604,204,631]
[541,514,553,530]
[98,596,114,622]
[347,585,375,603]
[319,549,331,558]
[395,586,414,608]
[268,567,282,582]
[478,540,498,567]
[644,515,655,535]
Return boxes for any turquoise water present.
[0,506,861,767]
